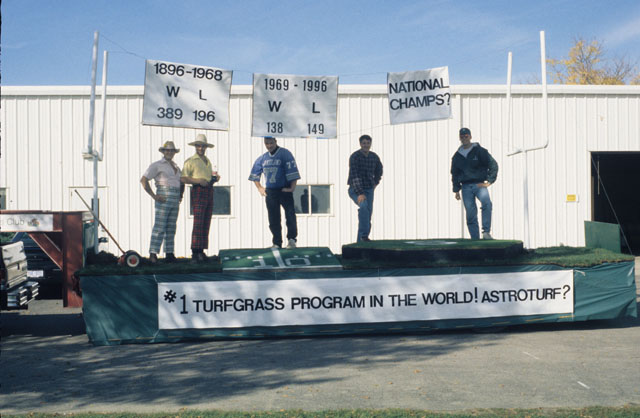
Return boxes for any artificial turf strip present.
[76,243,634,276]
[340,245,634,269]
[341,239,524,264]
[77,251,223,276]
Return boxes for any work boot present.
[149,253,158,264]
[165,253,177,263]
[192,252,207,263]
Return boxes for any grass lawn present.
[6,406,640,417]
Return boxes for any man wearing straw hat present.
[181,134,220,262]
[140,141,184,263]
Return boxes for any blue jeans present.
[265,188,297,247]
[348,187,374,242]
[461,183,492,239]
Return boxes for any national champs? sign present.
[142,59,232,130]
[158,270,574,329]
[252,73,338,138]
[387,66,452,125]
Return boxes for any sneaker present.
[482,232,493,240]
[149,253,158,264]
[270,244,281,249]
[165,253,177,263]
[287,239,297,249]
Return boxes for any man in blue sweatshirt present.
[249,137,301,249]
[451,127,499,239]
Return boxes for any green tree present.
[548,37,639,85]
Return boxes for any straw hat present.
[158,141,180,153]
[188,134,214,148]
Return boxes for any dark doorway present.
[591,152,640,255]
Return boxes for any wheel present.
[119,251,141,268]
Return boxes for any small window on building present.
[212,186,231,215]
[0,188,6,210]
[294,185,331,215]
[189,186,231,216]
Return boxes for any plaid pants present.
[190,184,214,251]
[149,186,181,254]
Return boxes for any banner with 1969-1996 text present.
[252,73,338,138]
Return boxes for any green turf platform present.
[342,239,524,263]
[219,247,341,271]
[80,259,637,345]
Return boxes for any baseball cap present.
[459,128,471,136]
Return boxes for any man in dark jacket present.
[451,127,498,239]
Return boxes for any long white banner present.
[252,73,338,138]
[387,66,452,125]
[142,59,232,130]
[158,271,574,329]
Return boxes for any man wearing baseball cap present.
[140,141,184,263]
[181,134,220,262]
[451,127,499,239]
[249,136,301,249]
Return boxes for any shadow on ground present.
[1,295,638,413]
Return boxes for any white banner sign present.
[0,214,54,231]
[142,59,232,130]
[158,271,574,329]
[387,66,452,125]
[252,73,338,138]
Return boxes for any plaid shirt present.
[347,150,383,195]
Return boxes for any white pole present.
[540,30,548,150]
[92,151,99,252]
[98,50,108,161]
[523,152,530,248]
[84,31,99,159]
[91,50,109,252]
[506,52,513,152]
[505,31,549,249]
[523,30,548,248]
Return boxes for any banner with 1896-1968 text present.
[252,73,338,138]
[142,59,232,130]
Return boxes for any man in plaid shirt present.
[347,134,383,242]
[140,141,184,264]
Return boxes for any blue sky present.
[3,0,640,86]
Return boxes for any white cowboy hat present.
[188,134,214,148]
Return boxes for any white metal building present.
[2,84,640,256]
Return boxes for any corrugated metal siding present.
[2,85,639,256]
